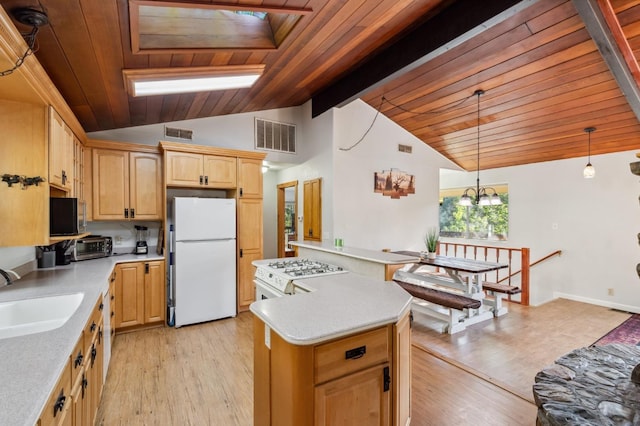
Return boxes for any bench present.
[481,282,521,317]
[393,279,481,334]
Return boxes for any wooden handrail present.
[496,250,562,284]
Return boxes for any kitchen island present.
[250,273,412,426]
[290,240,420,280]
[0,251,163,426]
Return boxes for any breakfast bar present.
[289,241,420,280]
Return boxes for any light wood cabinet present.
[238,158,263,198]
[92,149,162,220]
[40,295,105,426]
[304,178,322,241]
[254,310,410,425]
[49,106,74,192]
[237,199,263,311]
[114,260,165,331]
[165,151,236,188]
[0,100,48,247]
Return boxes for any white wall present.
[441,151,640,311]
[331,100,457,251]
[0,246,33,270]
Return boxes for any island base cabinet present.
[254,311,410,426]
[315,363,390,426]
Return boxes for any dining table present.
[392,251,508,330]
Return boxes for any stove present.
[253,257,348,298]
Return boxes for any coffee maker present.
[135,225,149,254]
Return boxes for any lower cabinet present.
[40,296,104,426]
[114,260,165,331]
[254,310,411,426]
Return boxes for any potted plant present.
[424,227,439,259]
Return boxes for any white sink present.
[0,293,84,339]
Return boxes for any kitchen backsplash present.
[86,221,162,253]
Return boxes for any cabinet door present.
[0,100,48,247]
[393,311,411,426]
[48,107,74,191]
[315,363,391,426]
[203,155,237,188]
[144,261,165,324]
[114,262,144,329]
[92,149,129,220]
[165,151,204,187]
[304,178,322,241]
[237,199,263,310]
[129,152,162,220]
[238,158,263,198]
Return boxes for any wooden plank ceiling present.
[1,0,640,171]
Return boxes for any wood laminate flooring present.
[95,298,629,425]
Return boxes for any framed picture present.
[374,168,415,199]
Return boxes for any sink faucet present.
[0,269,20,285]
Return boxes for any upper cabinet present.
[165,151,236,188]
[0,100,48,247]
[238,158,263,198]
[304,178,322,241]
[48,107,74,192]
[92,147,162,221]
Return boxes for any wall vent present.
[164,126,193,140]
[398,144,412,154]
[255,118,296,153]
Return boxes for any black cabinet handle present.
[74,351,83,368]
[90,321,96,333]
[239,248,243,258]
[111,311,114,317]
[53,391,66,417]
[124,208,129,218]
[145,263,149,274]
[99,302,104,311]
[345,345,366,360]
[61,170,67,186]
[199,175,204,185]
[204,175,209,185]
[131,208,135,218]
[82,373,88,399]
[91,345,97,365]
[240,188,244,197]
[383,366,390,392]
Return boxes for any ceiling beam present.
[573,0,640,122]
[311,0,540,118]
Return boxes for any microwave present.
[50,197,87,236]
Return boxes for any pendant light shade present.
[458,89,502,206]
[583,127,596,179]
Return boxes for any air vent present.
[398,144,412,154]
[164,126,193,140]
[255,118,296,153]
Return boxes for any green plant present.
[424,227,439,252]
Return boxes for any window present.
[439,185,509,240]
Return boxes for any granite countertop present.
[290,240,421,265]
[250,273,412,345]
[0,251,164,426]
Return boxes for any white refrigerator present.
[172,197,237,327]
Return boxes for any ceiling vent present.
[164,126,193,140]
[255,118,296,153]
[398,144,412,154]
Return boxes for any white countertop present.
[290,241,420,265]
[250,273,412,345]
[0,252,164,426]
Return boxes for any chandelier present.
[459,89,502,207]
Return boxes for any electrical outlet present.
[608,288,614,296]
[115,236,122,245]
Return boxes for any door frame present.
[277,180,298,258]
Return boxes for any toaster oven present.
[72,236,113,261]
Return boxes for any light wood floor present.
[96,298,629,425]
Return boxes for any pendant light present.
[583,127,596,179]
[459,90,502,207]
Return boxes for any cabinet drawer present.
[70,333,84,386]
[39,361,71,426]
[314,326,390,384]
[84,298,102,338]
